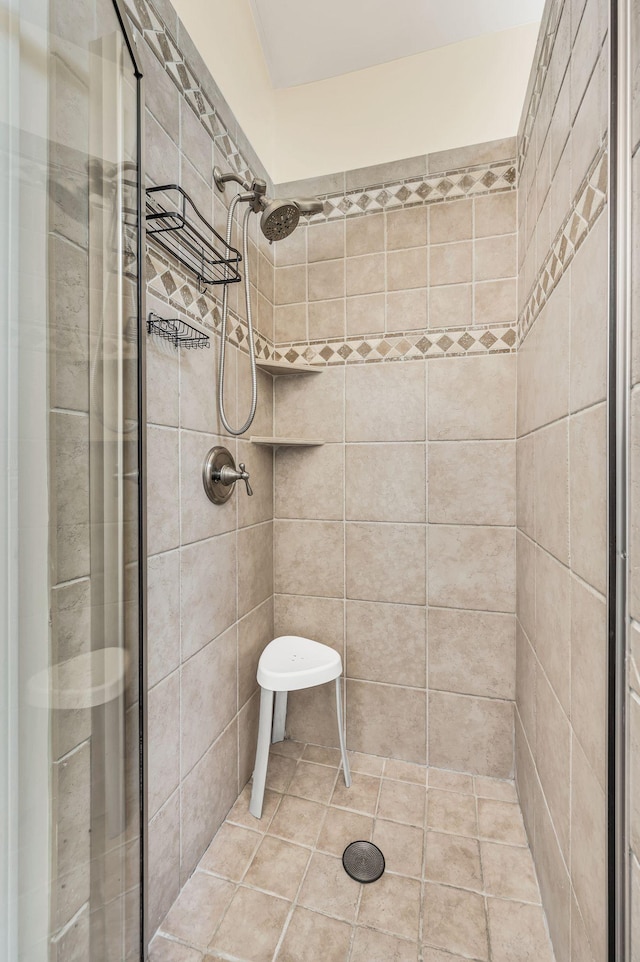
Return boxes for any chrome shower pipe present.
[218,194,258,436]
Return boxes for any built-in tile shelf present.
[250,437,325,448]
[256,359,323,376]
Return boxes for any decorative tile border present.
[274,326,516,366]
[125,0,254,184]
[518,146,607,344]
[145,245,275,362]
[309,162,516,222]
[518,0,566,172]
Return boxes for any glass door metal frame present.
[107,1,147,957]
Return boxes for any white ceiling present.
[249,0,545,88]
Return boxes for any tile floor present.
[150,741,556,962]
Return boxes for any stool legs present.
[335,677,351,788]
[272,691,287,744]
[250,687,274,818]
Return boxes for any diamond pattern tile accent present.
[518,148,607,346]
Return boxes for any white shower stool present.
[249,635,352,818]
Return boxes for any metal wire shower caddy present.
[147,312,210,349]
[145,184,242,290]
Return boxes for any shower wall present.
[124,0,277,934]
[271,143,518,777]
[514,0,609,960]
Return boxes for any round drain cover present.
[342,841,385,883]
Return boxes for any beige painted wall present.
[170,0,539,183]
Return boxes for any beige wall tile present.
[347,679,426,763]
[516,434,536,539]
[274,264,306,305]
[181,625,237,776]
[386,206,428,249]
[429,200,473,244]
[570,736,607,962]
[346,360,425,441]
[308,259,345,301]
[148,551,180,688]
[181,534,236,660]
[346,442,426,522]
[287,682,344,748]
[428,354,516,440]
[346,600,426,686]
[570,211,608,413]
[535,418,569,565]
[429,284,472,329]
[570,577,607,789]
[274,224,306,266]
[275,302,307,343]
[428,691,514,777]
[517,272,570,436]
[237,440,273,529]
[474,235,517,282]
[387,247,428,291]
[516,622,537,753]
[346,292,385,336]
[570,403,607,593]
[237,521,273,617]
[386,289,428,333]
[275,365,345,441]
[308,221,345,262]
[429,242,472,286]
[475,193,517,237]
[276,444,344,521]
[516,531,536,642]
[346,212,385,256]
[275,520,344,598]
[180,722,238,881]
[148,425,180,555]
[535,668,570,860]
[347,522,426,605]
[180,431,237,544]
[274,594,345,654]
[428,608,515,699]
[533,785,572,962]
[308,298,345,339]
[428,440,515,525]
[346,252,386,296]
[474,279,517,325]
[148,671,180,817]
[238,596,273,707]
[535,546,571,712]
[148,793,181,936]
[428,525,515,613]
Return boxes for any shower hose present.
[218,193,258,436]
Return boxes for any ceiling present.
[249,0,545,89]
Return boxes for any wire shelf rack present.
[145,184,241,290]
[147,312,210,349]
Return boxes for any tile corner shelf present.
[250,437,325,448]
[256,359,323,376]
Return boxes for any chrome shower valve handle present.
[218,462,253,497]
[203,446,253,503]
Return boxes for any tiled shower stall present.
[115,0,614,958]
[27,0,628,955]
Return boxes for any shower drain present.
[342,841,385,883]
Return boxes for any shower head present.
[260,198,301,241]
[294,197,324,216]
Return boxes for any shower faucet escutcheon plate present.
[202,445,253,504]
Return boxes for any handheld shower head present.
[260,199,300,242]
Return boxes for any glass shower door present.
[0,0,143,958]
